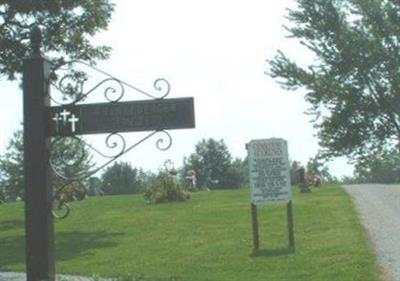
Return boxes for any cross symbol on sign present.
[68,114,79,133]
[52,113,63,132]
[60,109,71,125]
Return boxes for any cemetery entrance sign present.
[23,27,195,281]
[46,97,195,136]
[246,138,294,251]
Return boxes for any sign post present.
[23,27,195,281]
[23,27,55,281]
[247,138,295,252]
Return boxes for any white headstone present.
[247,138,292,204]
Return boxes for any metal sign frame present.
[23,27,195,281]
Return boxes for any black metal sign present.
[46,97,195,136]
[23,26,196,281]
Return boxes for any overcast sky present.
[0,0,354,177]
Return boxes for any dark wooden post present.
[251,203,260,251]
[287,200,295,251]
[23,26,55,281]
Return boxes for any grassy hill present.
[0,185,380,281]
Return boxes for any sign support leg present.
[287,200,295,251]
[251,203,260,251]
[23,40,55,280]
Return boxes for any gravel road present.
[344,184,400,281]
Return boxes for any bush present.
[144,172,190,204]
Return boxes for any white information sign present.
[248,138,292,204]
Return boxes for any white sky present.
[0,0,354,178]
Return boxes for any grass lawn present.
[0,185,380,280]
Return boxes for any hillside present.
[0,185,380,281]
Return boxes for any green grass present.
[0,185,380,281]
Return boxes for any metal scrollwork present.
[48,60,171,105]
[47,61,176,219]
[104,79,125,103]
[81,133,127,159]
[49,136,88,181]
[153,78,171,99]
[52,201,70,219]
[49,130,174,219]
[156,130,173,151]
[51,180,86,219]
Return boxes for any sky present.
[0,0,354,178]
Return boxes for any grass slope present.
[0,185,379,281]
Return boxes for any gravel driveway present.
[344,184,400,281]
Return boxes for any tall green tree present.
[0,130,24,200]
[183,138,234,189]
[0,0,114,80]
[0,130,94,200]
[268,0,400,159]
[353,148,400,183]
[100,162,145,195]
[225,157,249,188]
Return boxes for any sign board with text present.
[46,97,195,136]
[248,138,291,205]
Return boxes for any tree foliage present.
[100,162,145,195]
[306,154,334,182]
[226,157,249,188]
[0,0,114,80]
[0,130,23,200]
[268,0,400,159]
[0,130,94,201]
[353,148,400,183]
[183,138,246,189]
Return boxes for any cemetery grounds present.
[0,185,381,281]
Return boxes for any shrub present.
[143,172,190,204]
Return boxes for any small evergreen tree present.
[183,138,233,189]
[101,162,145,195]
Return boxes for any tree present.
[225,157,249,188]
[183,138,234,189]
[353,148,400,183]
[0,0,114,80]
[268,0,400,159]
[0,129,94,200]
[306,154,334,183]
[100,162,145,195]
[0,130,23,200]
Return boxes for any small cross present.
[52,113,62,132]
[60,109,71,124]
[68,114,79,133]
